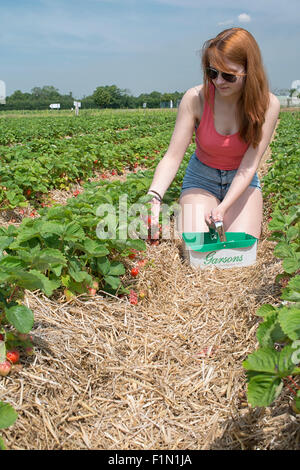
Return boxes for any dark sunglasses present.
[206,66,246,83]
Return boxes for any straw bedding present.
[1,125,300,450]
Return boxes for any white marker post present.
[0,80,6,105]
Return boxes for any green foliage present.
[243,112,300,411]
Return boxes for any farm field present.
[0,108,299,450]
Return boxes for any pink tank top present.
[195,84,250,170]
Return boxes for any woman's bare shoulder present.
[182,85,204,122]
[269,92,280,110]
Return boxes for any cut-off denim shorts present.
[180,152,261,201]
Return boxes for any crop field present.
[0,108,299,450]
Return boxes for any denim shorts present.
[180,152,261,201]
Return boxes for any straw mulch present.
[1,123,300,450]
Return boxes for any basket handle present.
[208,218,227,242]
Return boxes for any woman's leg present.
[177,188,220,235]
[223,187,263,238]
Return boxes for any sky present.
[1,0,299,98]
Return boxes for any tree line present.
[1,85,184,111]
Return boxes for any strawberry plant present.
[243,112,300,412]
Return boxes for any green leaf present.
[274,242,295,259]
[103,275,121,290]
[126,239,146,251]
[256,304,276,317]
[108,262,125,276]
[63,222,85,241]
[0,256,27,271]
[97,257,111,276]
[5,304,34,333]
[0,402,18,429]
[278,306,300,341]
[83,239,110,257]
[256,314,286,347]
[283,255,300,274]
[243,347,279,374]
[246,374,283,407]
[40,221,64,236]
[281,288,300,302]
[287,275,300,292]
[278,345,297,376]
[0,236,15,251]
[287,225,299,242]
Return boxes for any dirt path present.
[1,122,299,450]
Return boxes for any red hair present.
[201,28,270,148]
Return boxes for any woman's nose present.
[215,73,226,85]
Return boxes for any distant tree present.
[93,87,112,108]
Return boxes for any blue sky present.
[1,0,299,98]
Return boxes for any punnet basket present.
[182,231,258,269]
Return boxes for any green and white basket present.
[182,230,258,269]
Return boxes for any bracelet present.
[148,189,162,202]
[148,194,161,203]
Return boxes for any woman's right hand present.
[148,197,161,240]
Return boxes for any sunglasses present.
[206,66,246,83]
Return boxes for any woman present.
[147,28,280,240]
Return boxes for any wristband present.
[148,189,162,202]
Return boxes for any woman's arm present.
[148,87,200,199]
[215,94,281,217]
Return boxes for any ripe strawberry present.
[0,361,12,376]
[111,169,117,175]
[129,290,138,305]
[73,189,80,197]
[94,160,98,164]
[26,189,31,196]
[137,259,147,268]
[0,333,4,341]
[129,250,137,260]
[101,173,108,179]
[6,349,20,364]
[87,287,97,296]
[130,267,139,277]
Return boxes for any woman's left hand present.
[205,205,226,227]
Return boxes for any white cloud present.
[238,13,251,23]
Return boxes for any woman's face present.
[208,57,246,97]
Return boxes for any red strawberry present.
[129,290,138,305]
[130,267,139,277]
[0,333,4,341]
[137,259,147,268]
[26,189,31,196]
[129,251,137,260]
[0,361,12,376]
[87,287,97,296]
[6,349,20,364]
[94,160,98,164]
[111,169,117,175]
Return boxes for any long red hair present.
[201,28,270,148]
